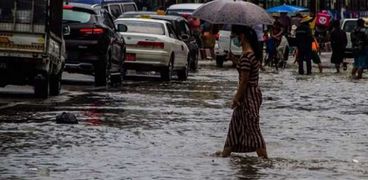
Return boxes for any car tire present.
[49,71,62,96]
[177,65,188,81]
[34,73,49,98]
[161,56,173,81]
[110,58,123,87]
[216,55,225,67]
[95,54,111,87]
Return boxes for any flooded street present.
[1,56,368,179]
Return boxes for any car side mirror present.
[116,24,128,32]
[181,34,190,41]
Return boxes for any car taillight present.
[80,28,105,35]
[137,41,164,49]
[63,5,73,9]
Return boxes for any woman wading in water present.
[219,25,268,158]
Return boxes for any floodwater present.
[0,59,367,179]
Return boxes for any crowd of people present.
[262,11,368,79]
[135,1,368,79]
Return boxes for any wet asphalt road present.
[0,54,368,179]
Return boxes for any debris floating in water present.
[56,112,78,124]
[352,159,359,163]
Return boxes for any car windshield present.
[167,9,194,16]
[343,20,357,32]
[116,20,165,35]
[63,9,92,23]
[220,24,231,31]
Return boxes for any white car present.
[341,18,368,58]
[214,25,242,67]
[115,18,189,80]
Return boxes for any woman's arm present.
[232,70,250,109]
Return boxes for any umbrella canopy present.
[266,4,308,13]
[192,0,273,26]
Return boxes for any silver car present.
[214,25,242,67]
[115,18,189,81]
[341,18,368,58]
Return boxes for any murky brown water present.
[1,60,367,179]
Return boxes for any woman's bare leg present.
[256,148,268,159]
[221,147,232,157]
[352,67,358,78]
[357,68,364,79]
[318,63,323,73]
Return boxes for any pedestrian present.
[295,16,314,75]
[201,23,217,60]
[291,13,303,28]
[156,6,165,15]
[219,25,268,159]
[330,20,347,73]
[311,37,323,73]
[279,12,291,35]
[253,24,265,71]
[271,18,284,47]
[135,0,143,11]
[264,19,284,67]
[351,19,368,79]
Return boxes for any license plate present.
[0,63,7,69]
[126,53,136,61]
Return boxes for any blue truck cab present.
[66,0,137,19]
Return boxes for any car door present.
[166,23,187,68]
[108,4,122,19]
[103,12,124,72]
[180,20,198,53]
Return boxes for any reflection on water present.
[0,61,367,179]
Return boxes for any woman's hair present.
[231,25,262,60]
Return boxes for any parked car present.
[0,0,65,98]
[63,3,126,86]
[119,11,156,18]
[67,0,138,19]
[341,18,368,58]
[119,13,200,71]
[114,18,189,80]
[166,3,203,16]
[214,24,242,67]
[148,15,199,71]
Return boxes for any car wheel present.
[177,65,188,81]
[49,71,62,96]
[110,59,123,87]
[34,73,49,98]
[216,55,225,67]
[161,56,173,81]
[95,54,111,87]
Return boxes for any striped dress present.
[224,52,266,153]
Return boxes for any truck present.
[0,0,65,98]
